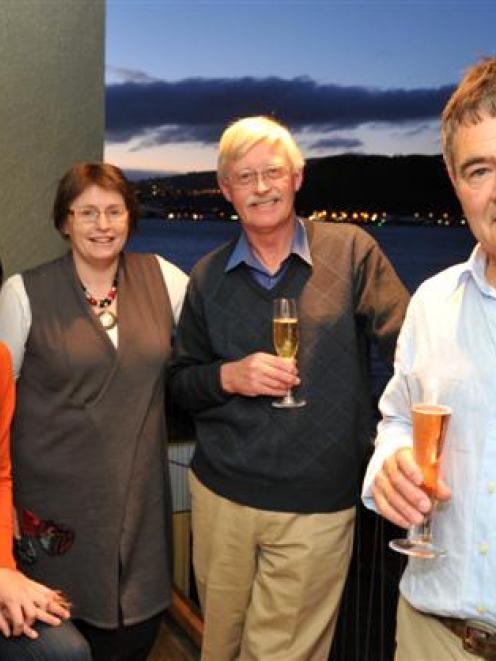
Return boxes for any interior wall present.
[0,0,105,275]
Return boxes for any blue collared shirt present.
[225,217,312,288]
[362,244,496,625]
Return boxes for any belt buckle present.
[462,620,496,656]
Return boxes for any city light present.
[133,179,466,227]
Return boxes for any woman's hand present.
[0,568,70,639]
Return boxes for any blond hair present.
[217,116,304,178]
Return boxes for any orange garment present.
[0,342,16,569]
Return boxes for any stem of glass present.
[410,510,433,545]
[281,388,295,405]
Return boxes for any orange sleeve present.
[0,343,16,569]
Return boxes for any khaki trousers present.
[189,471,355,661]
[396,596,484,661]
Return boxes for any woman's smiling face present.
[63,184,130,268]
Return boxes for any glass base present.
[272,397,306,409]
[389,538,447,559]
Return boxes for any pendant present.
[97,309,118,330]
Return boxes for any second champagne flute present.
[389,402,451,559]
[272,298,306,409]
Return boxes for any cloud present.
[105,76,455,146]
[398,122,438,138]
[128,124,224,151]
[106,66,160,84]
[308,137,363,151]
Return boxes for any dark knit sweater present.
[169,220,409,513]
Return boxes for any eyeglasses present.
[68,205,128,224]
[228,164,291,189]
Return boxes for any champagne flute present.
[271,298,306,409]
[389,402,451,559]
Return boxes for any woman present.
[0,258,91,660]
[0,164,188,660]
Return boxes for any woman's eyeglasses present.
[68,205,128,224]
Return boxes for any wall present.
[0,0,105,275]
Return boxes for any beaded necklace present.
[81,275,118,330]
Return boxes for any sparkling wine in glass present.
[272,298,306,409]
[389,402,451,559]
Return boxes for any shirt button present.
[478,543,489,555]
[488,481,496,494]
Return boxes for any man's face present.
[449,112,496,257]
[219,140,303,235]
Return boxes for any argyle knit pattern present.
[169,220,409,513]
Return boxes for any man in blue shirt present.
[170,116,408,660]
[363,57,496,660]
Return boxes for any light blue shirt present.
[362,244,496,625]
[225,217,312,289]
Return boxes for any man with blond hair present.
[170,116,408,660]
[363,57,496,660]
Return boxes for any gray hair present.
[217,116,305,178]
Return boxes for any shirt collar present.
[225,217,312,273]
[463,243,496,297]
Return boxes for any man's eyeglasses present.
[228,164,291,189]
[68,205,128,224]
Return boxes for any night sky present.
[105,0,496,175]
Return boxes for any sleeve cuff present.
[361,432,413,511]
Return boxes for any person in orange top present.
[0,259,91,660]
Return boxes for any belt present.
[437,615,496,660]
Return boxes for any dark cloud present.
[129,124,224,151]
[106,66,160,84]
[309,137,363,151]
[105,76,455,146]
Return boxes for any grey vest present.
[13,252,173,627]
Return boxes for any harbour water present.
[127,217,475,293]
